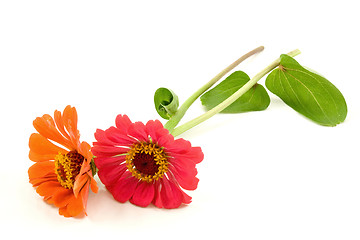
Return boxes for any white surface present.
[1,0,359,239]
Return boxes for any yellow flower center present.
[126,142,168,182]
[54,151,84,189]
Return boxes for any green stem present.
[171,49,301,137]
[164,46,265,132]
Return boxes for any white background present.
[1,1,359,239]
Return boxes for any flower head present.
[92,115,203,209]
[28,105,98,217]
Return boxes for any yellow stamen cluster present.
[54,151,84,189]
[126,142,168,182]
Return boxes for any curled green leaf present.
[265,54,347,126]
[154,88,179,120]
[200,71,270,113]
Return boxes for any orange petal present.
[79,182,90,212]
[78,141,93,162]
[52,187,74,208]
[66,194,84,217]
[59,206,71,218]
[29,151,56,162]
[54,110,70,140]
[46,196,55,204]
[29,162,58,187]
[33,114,73,150]
[30,174,58,187]
[73,174,89,198]
[36,181,63,200]
[63,106,80,147]
[29,133,68,162]
[28,161,55,180]
[90,177,99,193]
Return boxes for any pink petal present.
[166,138,192,153]
[168,157,198,186]
[105,127,136,146]
[167,173,192,204]
[166,139,204,165]
[187,147,204,164]
[94,129,117,146]
[145,120,159,141]
[168,164,199,190]
[169,154,197,175]
[98,163,127,186]
[152,180,163,208]
[156,133,174,151]
[145,120,168,143]
[159,178,184,209]
[94,155,126,168]
[92,144,129,157]
[181,190,192,204]
[127,122,148,142]
[109,172,139,203]
[130,181,155,207]
[170,146,204,164]
[115,114,132,134]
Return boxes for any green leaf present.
[90,156,98,177]
[154,87,179,120]
[200,71,270,113]
[265,54,347,126]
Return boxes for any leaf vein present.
[284,71,332,123]
[284,67,339,117]
[280,70,317,120]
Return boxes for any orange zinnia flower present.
[28,105,98,217]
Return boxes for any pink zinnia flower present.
[92,115,203,209]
